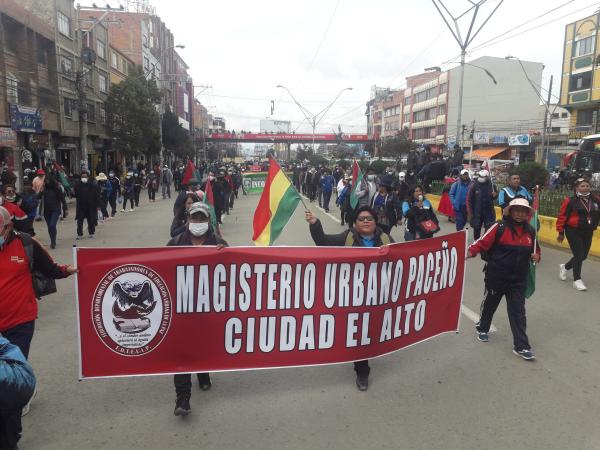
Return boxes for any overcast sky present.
[152,0,600,134]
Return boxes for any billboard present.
[260,119,291,133]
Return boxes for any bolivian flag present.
[252,158,301,246]
[525,187,539,299]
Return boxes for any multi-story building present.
[0,0,60,188]
[367,56,544,154]
[108,45,134,85]
[559,13,600,140]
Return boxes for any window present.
[96,40,106,59]
[551,127,561,133]
[37,37,48,65]
[87,103,96,122]
[569,71,592,91]
[6,74,18,104]
[100,106,107,124]
[439,83,448,94]
[111,51,118,68]
[413,110,426,122]
[576,108,594,126]
[438,105,446,115]
[425,107,437,120]
[98,73,107,93]
[561,112,568,118]
[405,96,411,105]
[403,113,410,124]
[17,81,30,106]
[575,36,594,57]
[60,55,73,77]
[551,112,559,119]
[64,98,73,118]
[57,12,70,37]
[39,87,56,109]
[437,125,446,136]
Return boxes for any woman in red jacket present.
[556,178,600,291]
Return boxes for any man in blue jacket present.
[0,335,36,449]
[498,173,532,211]
[449,169,471,231]
[320,169,335,212]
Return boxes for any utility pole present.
[431,0,503,149]
[468,120,475,166]
[541,75,553,165]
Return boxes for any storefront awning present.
[470,147,509,160]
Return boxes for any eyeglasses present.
[4,190,15,195]
[356,216,375,222]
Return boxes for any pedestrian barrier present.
[428,194,600,257]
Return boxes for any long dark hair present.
[174,192,200,221]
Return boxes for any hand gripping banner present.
[74,232,466,378]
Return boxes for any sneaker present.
[355,374,369,391]
[22,385,37,417]
[197,373,212,391]
[131,208,135,211]
[476,331,489,342]
[50,242,56,249]
[559,264,567,281]
[513,349,535,360]
[76,236,82,240]
[89,234,94,239]
[573,279,587,291]
[174,396,191,416]
[121,209,126,212]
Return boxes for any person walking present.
[320,169,335,212]
[73,170,100,239]
[41,176,68,249]
[146,170,158,203]
[305,205,393,391]
[96,173,111,221]
[449,169,471,231]
[370,177,403,235]
[336,177,352,226]
[498,172,532,211]
[467,169,497,240]
[121,172,135,212]
[402,185,439,241]
[133,171,143,207]
[161,165,173,199]
[467,198,540,360]
[556,178,600,291]
[107,171,121,217]
[31,169,45,221]
[168,202,227,417]
[0,206,76,446]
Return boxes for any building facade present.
[559,13,600,140]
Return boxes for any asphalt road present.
[21,189,600,450]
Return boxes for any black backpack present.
[19,233,57,298]
[480,221,535,262]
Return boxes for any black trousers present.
[77,212,96,236]
[565,227,594,281]
[476,283,530,351]
[123,196,135,210]
[1,321,35,450]
[322,191,332,211]
[354,360,370,377]
[148,188,156,201]
[134,186,141,206]
[108,194,117,216]
[174,372,210,398]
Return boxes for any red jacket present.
[0,233,70,332]
[556,195,600,233]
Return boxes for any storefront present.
[56,139,78,175]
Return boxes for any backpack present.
[19,233,57,298]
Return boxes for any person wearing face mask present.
[41,176,68,249]
[395,172,410,202]
[305,205,394,391]
[122,172,135,212]
[73,170,101,240]
[402,185,439,241]
[449,169,471,231]
[167,202,227,417]
[556,178,600,291]
[0,185,28,234]
[133,171,143,207]
[146,170,157,202]
[0,206,76,445]
[466,169,498,240]
[107,171,121,217]
[467,198,540,360]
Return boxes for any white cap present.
[398,172,406,178]
[187,202,210,218]
[478,169,490,178]
[460,169,470,175]
[503,197,533,216]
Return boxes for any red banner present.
[208,132,370,142]
[75,232,466,379]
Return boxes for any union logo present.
[92,264,171,356]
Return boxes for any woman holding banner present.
[168,202,228,417]
[305,205,394,392]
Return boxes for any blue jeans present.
[44,209,61,246]
[455,207,468,231]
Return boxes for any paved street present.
[22,191,600,450]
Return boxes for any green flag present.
[349,160,364,209]
[525,188,540,299]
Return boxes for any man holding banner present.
[306,205,394,391]
[167,202,228,417]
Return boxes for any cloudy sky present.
[152,0,600,134]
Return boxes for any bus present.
[564,134,600,188]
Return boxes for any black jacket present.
[167,229,228,247]
[309,219,394,247]
[42,183,67,214]
[73,181,100,218]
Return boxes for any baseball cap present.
[187,202,210,218]
[478,169,490,178]
[36,169,45,175]
[460,169,469,175]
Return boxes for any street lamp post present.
[276,85,352,154]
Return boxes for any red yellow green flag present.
[252,158,301,246]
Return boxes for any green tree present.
[513,162,549,189]
[162,106,194,158]
[380,133,416,158]
[105,67,161,156]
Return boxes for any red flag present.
[204,174,215,207]
[182,160,196,185]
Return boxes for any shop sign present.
[0,127,17,147]
[9,104,43,133]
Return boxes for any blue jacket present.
[449,180,470,211]
[320,175,335,193]
[0,336,36,411]
[498,186,532,209]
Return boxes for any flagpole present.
[532,185,539,265]
[272,157,310,211]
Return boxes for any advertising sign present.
[9,104,42,133]
[508,135,530,146]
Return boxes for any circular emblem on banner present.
[92,264,171,356]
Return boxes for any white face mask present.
[477,177,486,183]
[5,195,15,202]
[189,222,209,237]
[577,191,591,197]
[208,176,215,181]
[81,178,88,183]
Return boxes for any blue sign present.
[9,104,42,133]
[490,135,508,144]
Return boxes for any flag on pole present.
[349,160,364,209]
[525,186,540,299]
[182,160,196,186]
[203,177,219,233]
[252,157,301,246]
[53,161,72,192]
